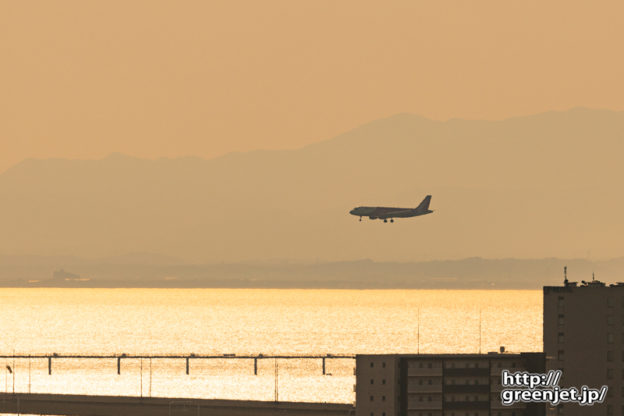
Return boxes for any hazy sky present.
[2,0,624,173]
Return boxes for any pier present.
[0,353,354,376]
[0,353,356,412]
[0,392,355,416]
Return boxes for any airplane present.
[349,195,433,223]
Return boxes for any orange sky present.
[2,0,623,173]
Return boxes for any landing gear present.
[383,219,387,223]
[390,219,394,223]
[359,217,362,222]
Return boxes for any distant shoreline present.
[2,256,621,290]
[0,284,543,290]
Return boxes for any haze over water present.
[0,289,540,403]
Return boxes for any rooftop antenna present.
[564,266,568,285]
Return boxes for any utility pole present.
[274,358,279,402]
[417,308,420,354]
[478,309,482,354]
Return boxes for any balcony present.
[444,368,489,377]
[444,401,490,410]
[444,385,490,394]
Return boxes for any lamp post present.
[6,364,13,394]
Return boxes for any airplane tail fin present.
[416,195,432,211]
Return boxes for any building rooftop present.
[357,352,543,358]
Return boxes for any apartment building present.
[544,278,623,416]
[355,353,545,416]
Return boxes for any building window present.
[370,362,374,368]
[428,379,432,385]
[608,351,613,362]
[608,315,614,325]
[607,368,614,379]
[370,379,374,384]
[382,362,386,368]
[558,333,565,343]
[382,379,386,385]
[608,333,614,344]
[608,298,614,308]
[382,395,386,401]
[427,363,432,368]
[370,395,374,402]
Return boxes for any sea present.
[0,289,541,403]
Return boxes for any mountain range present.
[1,108,623,263]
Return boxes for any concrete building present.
[544,277,623,416]
[355,353,545,416]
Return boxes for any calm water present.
[0,289,541,403]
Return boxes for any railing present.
[0,353,355,375]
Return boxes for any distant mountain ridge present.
[1,255,622,289]
[1,108,623,263]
